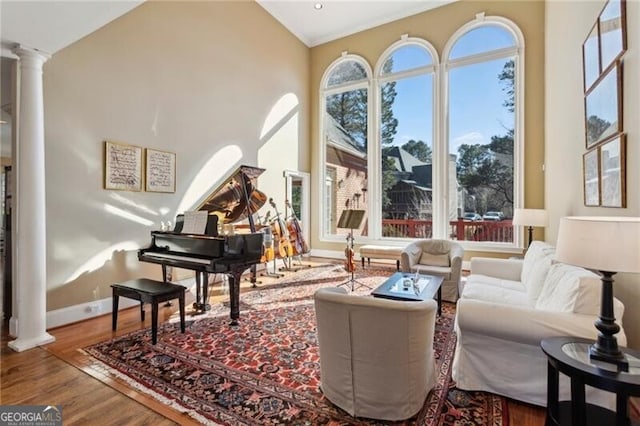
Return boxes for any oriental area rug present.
[84,263,507,425]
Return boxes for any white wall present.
[546,0,640,347]
[42,1,309,317]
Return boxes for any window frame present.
[318,53,373,242]
[317,15,526,251]
[439,14,525,250]
[372,36,439,241]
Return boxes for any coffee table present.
[371,272,443,315]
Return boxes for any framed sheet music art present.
[145,148,176,193]
[104,141,143,191]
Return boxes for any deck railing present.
[382,219,514,243]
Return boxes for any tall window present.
[376,40,437,239]
[319,16,524,248]
[321,56,371,237]
[444,18,523,244]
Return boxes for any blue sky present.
[388,26,515,156]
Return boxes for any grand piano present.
[138,165,266,325]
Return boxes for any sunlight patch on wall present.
[259,93,299,140]
[176,145,243,214]
[62,241,139,285]
[104,204,155,226]
[257,94,300,202]
[109,192,159,216]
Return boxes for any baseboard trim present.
[46,277,195,329]
[46,297,138,329]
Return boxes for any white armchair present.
[314,287,437,421]
[400,239,464,302]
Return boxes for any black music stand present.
[337,209,368,291]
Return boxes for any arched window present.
[442,15,524,245]
[320,55,371,238]
[375,38,438,239]
[317,16,524,249]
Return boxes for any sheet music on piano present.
[182,211,208,234]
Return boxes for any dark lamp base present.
[589,344,629,372]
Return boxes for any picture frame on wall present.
[583,23,600,92]
[583,147,600,207]
[104,140,143,191]
[584,61,622,149]
[145,148,176,193]
[599,134,626,208]
[581,0,627,93]
[599,0,627,72]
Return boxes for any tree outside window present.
[319,17,523,246]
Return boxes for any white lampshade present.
[512,208,548,227]
[555,216,640,273]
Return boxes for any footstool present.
[359,245,406,271]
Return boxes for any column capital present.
[12,44,51,66]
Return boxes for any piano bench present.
[111,278,187,345]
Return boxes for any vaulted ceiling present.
[0,0,453,58]
[0,0,452,153]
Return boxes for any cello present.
[285,200,309,255]
[269,198,294,259]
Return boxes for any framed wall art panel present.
[104,141,143,191]
[583,23,600,92]
[584,61,622,149]
[599,0,627,72]
[145,148,176,193]
[583,147,600,207]
[599,134,626,208]
[582,0,627,93]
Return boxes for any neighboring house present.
[384,146,426,180]
[324,114,367,235]
[385,179,432,219]
[384,148,461,221]
[383,146,430,219]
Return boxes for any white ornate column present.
[8,45,55,351]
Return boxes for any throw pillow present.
[535,263,601,314]
[419,252,450,267]
[573,274,603,316]
[521,241,555,301]
[535,263,579,312]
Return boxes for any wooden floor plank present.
[1,259,546,425]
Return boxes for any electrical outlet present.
[85,304,100,314]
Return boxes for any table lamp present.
[555,216,640,371]
[513,208,548,247]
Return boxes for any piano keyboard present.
[140,252,212,265]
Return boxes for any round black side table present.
[541,336,640,426]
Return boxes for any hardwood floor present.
[1,261,546,425]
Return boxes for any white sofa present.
[452,241,626,408]
[314,287,437,420]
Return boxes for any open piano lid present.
[197,164,266,224]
